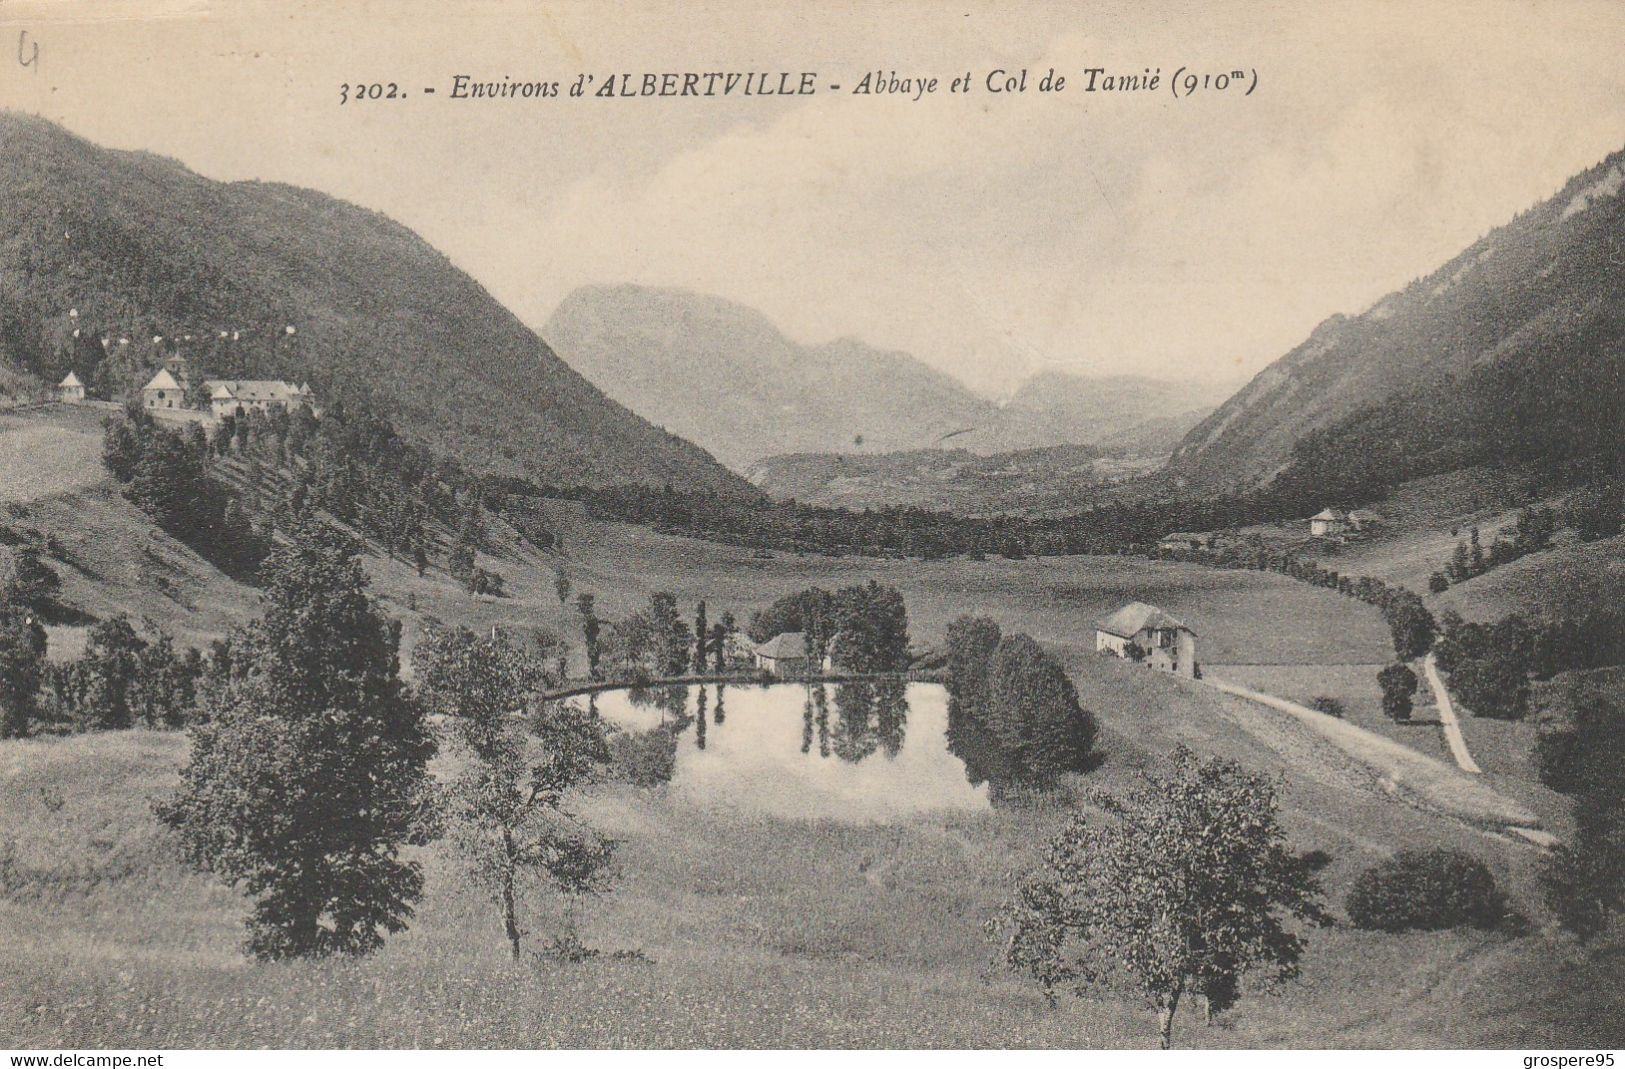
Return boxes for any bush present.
[1377,663,1418,722]
[1309,696,1345,718]
[1346,849,1508,932]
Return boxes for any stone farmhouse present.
[1095,600,1198,678]
[1157,531,1212,554]
[1310,508,1350,537]
[751,631,839,677]
[206,379,317,420]
[1311,507,1385,538]
[139,368,188,411]
[136,363,317,420]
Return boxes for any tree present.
[984,634,1098,779]
[554,567,571,605]
[692,601,708,674]
[1377,663,1418,722]
[1385,592,1435,660]
[577,593,602,680]
[649,592,690,676]
[1540,806,1625,941]
[1428,571,1450,594]
[412,542,429,578]
[712,612,738,672]
[0,608,47,738]
[829,581,910,672]
[945,615,1003,711]
[78,614,148,730]
[1449,653,1529,719]
[990,747,1329,1048]
[414,626,611,961]
[132,631,202,728]
[0,545,61,613]
[158,521,435,960]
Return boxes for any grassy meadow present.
[3,725,1622,1049]
[3,405,1619,1048]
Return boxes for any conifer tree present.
[159,521,435,960]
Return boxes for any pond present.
[578,682,992,822]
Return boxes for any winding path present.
[1422,653,1482,775]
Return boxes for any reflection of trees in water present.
[814,682,830,758]
[828,679,909,764]
[801,687,814,755]
[714,683,726,725]
[946,696,1032,804]
[695,686,708,751]
[627,683,691,730]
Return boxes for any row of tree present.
[748,582,912,672]
[1152,541,1437,661]
[156,520,612,962]
[102,407,270,578]
[944,616,1099,798]
[1533,683,1625,940]
[1433,607,1625,720]
[1429,509,1557,592]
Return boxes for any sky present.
[2,0,1623,396]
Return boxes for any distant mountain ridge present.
[0,112,750,495]
[1170,145,1625,495]
[544,284,1234,468]
[543,284,1000,468]
[992,369,1237,455]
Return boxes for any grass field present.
[562,521,1394,667]
[0,405,108,504]
[1211,663,1457,767]
[2,727,1621,1049]
[2,407,1618,1047]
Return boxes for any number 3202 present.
[339,83,401,104]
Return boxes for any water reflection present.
[831,679,907,763]
[582,682,987,821]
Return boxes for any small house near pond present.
[753,632,831,677]
[1095,601,1198,678]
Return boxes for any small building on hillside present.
[140,368,186,411]
[753,632,817,677]
[205,379,316,420]
[1310,508,1350,538]
[1348,509,1386,533]
[1095,600,1198,678]
[1157,531,1212,554]
[57,372,85,403]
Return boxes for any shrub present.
[1309,696,1345,718]
[1346,849,1507,932]
[1377,663,1418,722]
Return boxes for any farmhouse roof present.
[1160,531,1207,542]
[755,632,809,659]
[58,371,82,387]
[1311,508,1348,522]
[1349,509,1385,523]
[141,369,182,392]
[1096,601,1194,639]
[204,379,305,403]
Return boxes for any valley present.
[0,93,1621,1053]
[4,398,1617,1047]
